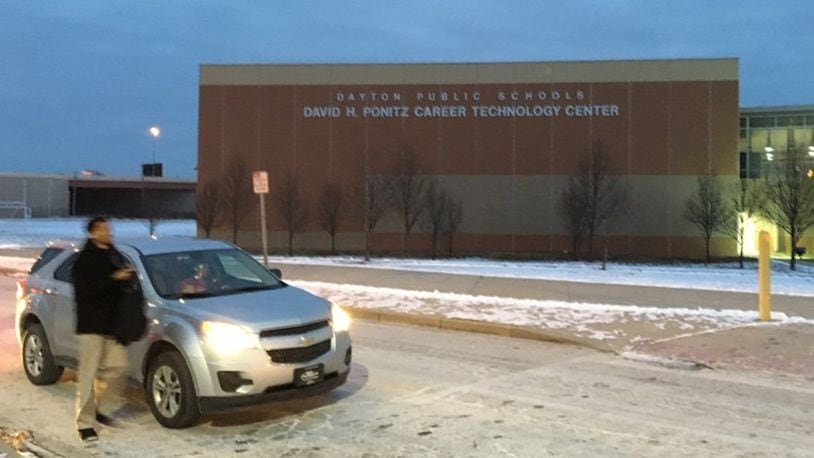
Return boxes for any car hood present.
[169,285,331,330]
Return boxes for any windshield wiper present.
[172,291,219,300]
[227,285,278,293]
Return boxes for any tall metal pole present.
[259,194,268,267]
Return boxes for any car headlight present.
[332,305,351,332]
[201,321,258,355]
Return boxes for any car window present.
[53,253,79,283]
[29,247,65,274]
[217,252,264,282]
[142,248,283,300]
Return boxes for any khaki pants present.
[75,335,127,430]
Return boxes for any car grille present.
[260,320,330,338]
[268,340,332,364]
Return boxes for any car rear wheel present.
[22,323,64,385]
[146,351,200,428]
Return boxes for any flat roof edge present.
[200,58,739,86]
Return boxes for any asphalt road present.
[1,276,813,457]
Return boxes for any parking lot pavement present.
[2,273,814,457]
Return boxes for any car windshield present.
[142,248,284,300]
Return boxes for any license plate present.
[294,364,324,387]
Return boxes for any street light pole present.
[149,126,161,172]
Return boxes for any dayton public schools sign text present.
[302,87,621,120]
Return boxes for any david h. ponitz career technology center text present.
[302,89,622,120]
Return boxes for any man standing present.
[72,217,133,442]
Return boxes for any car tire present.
[22,323,64,385]
[146,351,200,428]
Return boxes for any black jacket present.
[72,240,126,335]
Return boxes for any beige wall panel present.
[202,59,737,86]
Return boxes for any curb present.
[344,306,616,353]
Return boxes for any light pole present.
[149,126,161,168]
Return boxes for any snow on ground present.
[0,218,195,249]
[292,280,813,348]
[270,255,814,297]
[1,218,812,296]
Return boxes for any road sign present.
[252,171,269,194]
[253,170,270,266]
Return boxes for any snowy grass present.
[292,280,814,344]
[269,255,814,297]
[0,218,195,249]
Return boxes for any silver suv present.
[15,237,352,428]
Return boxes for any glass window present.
[749,153,764,179]
[142,249,284,300]
[738,134,749,153]
[29,247,65,274]
[739,117,747,128]
[771,128,788,150]
[53,253,78,283]
[793,127,813,149]
[749,117,775,128]
[750,129,769,150]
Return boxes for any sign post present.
[252,171,269,267]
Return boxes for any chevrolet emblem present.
[298,336,313,346]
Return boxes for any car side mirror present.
[269,268,282,279]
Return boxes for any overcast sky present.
[2,1,812,178]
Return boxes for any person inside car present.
[178,262,210,294]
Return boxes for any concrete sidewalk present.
[630,324,814,378]
[273,262,814,318]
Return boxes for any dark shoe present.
[78,427,98,442]
[95,413,120,428]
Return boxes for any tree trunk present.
[431,232,437,260]
[447,232,453,257]
[232,223,238,244]
[288,231,293,257]
[790,229,797,271]
[403,229,410,256]
[738,227,744,269]
[365,229,371,262]
[705,236,711,263]
[588,229,595,257]
[330,232,336,255]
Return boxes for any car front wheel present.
[22,323,64,385]
[146,351,200,428]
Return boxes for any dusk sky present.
[2,1,812,178]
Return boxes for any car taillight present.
[16,279,26,300]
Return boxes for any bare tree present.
[275,173,308,257]
[221,159,252,244]
[359,175,388,262]
[442,193,463,258]
[559,178,590,259]
[684,175,731,263]
[421,180,448,259]
[722,178,763,268]
[579,141,632,256]
[146,217,160,237]
[318,182,344,255]
[384,148,429,255]
[196,180,221,238]
[759,146,814,270]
